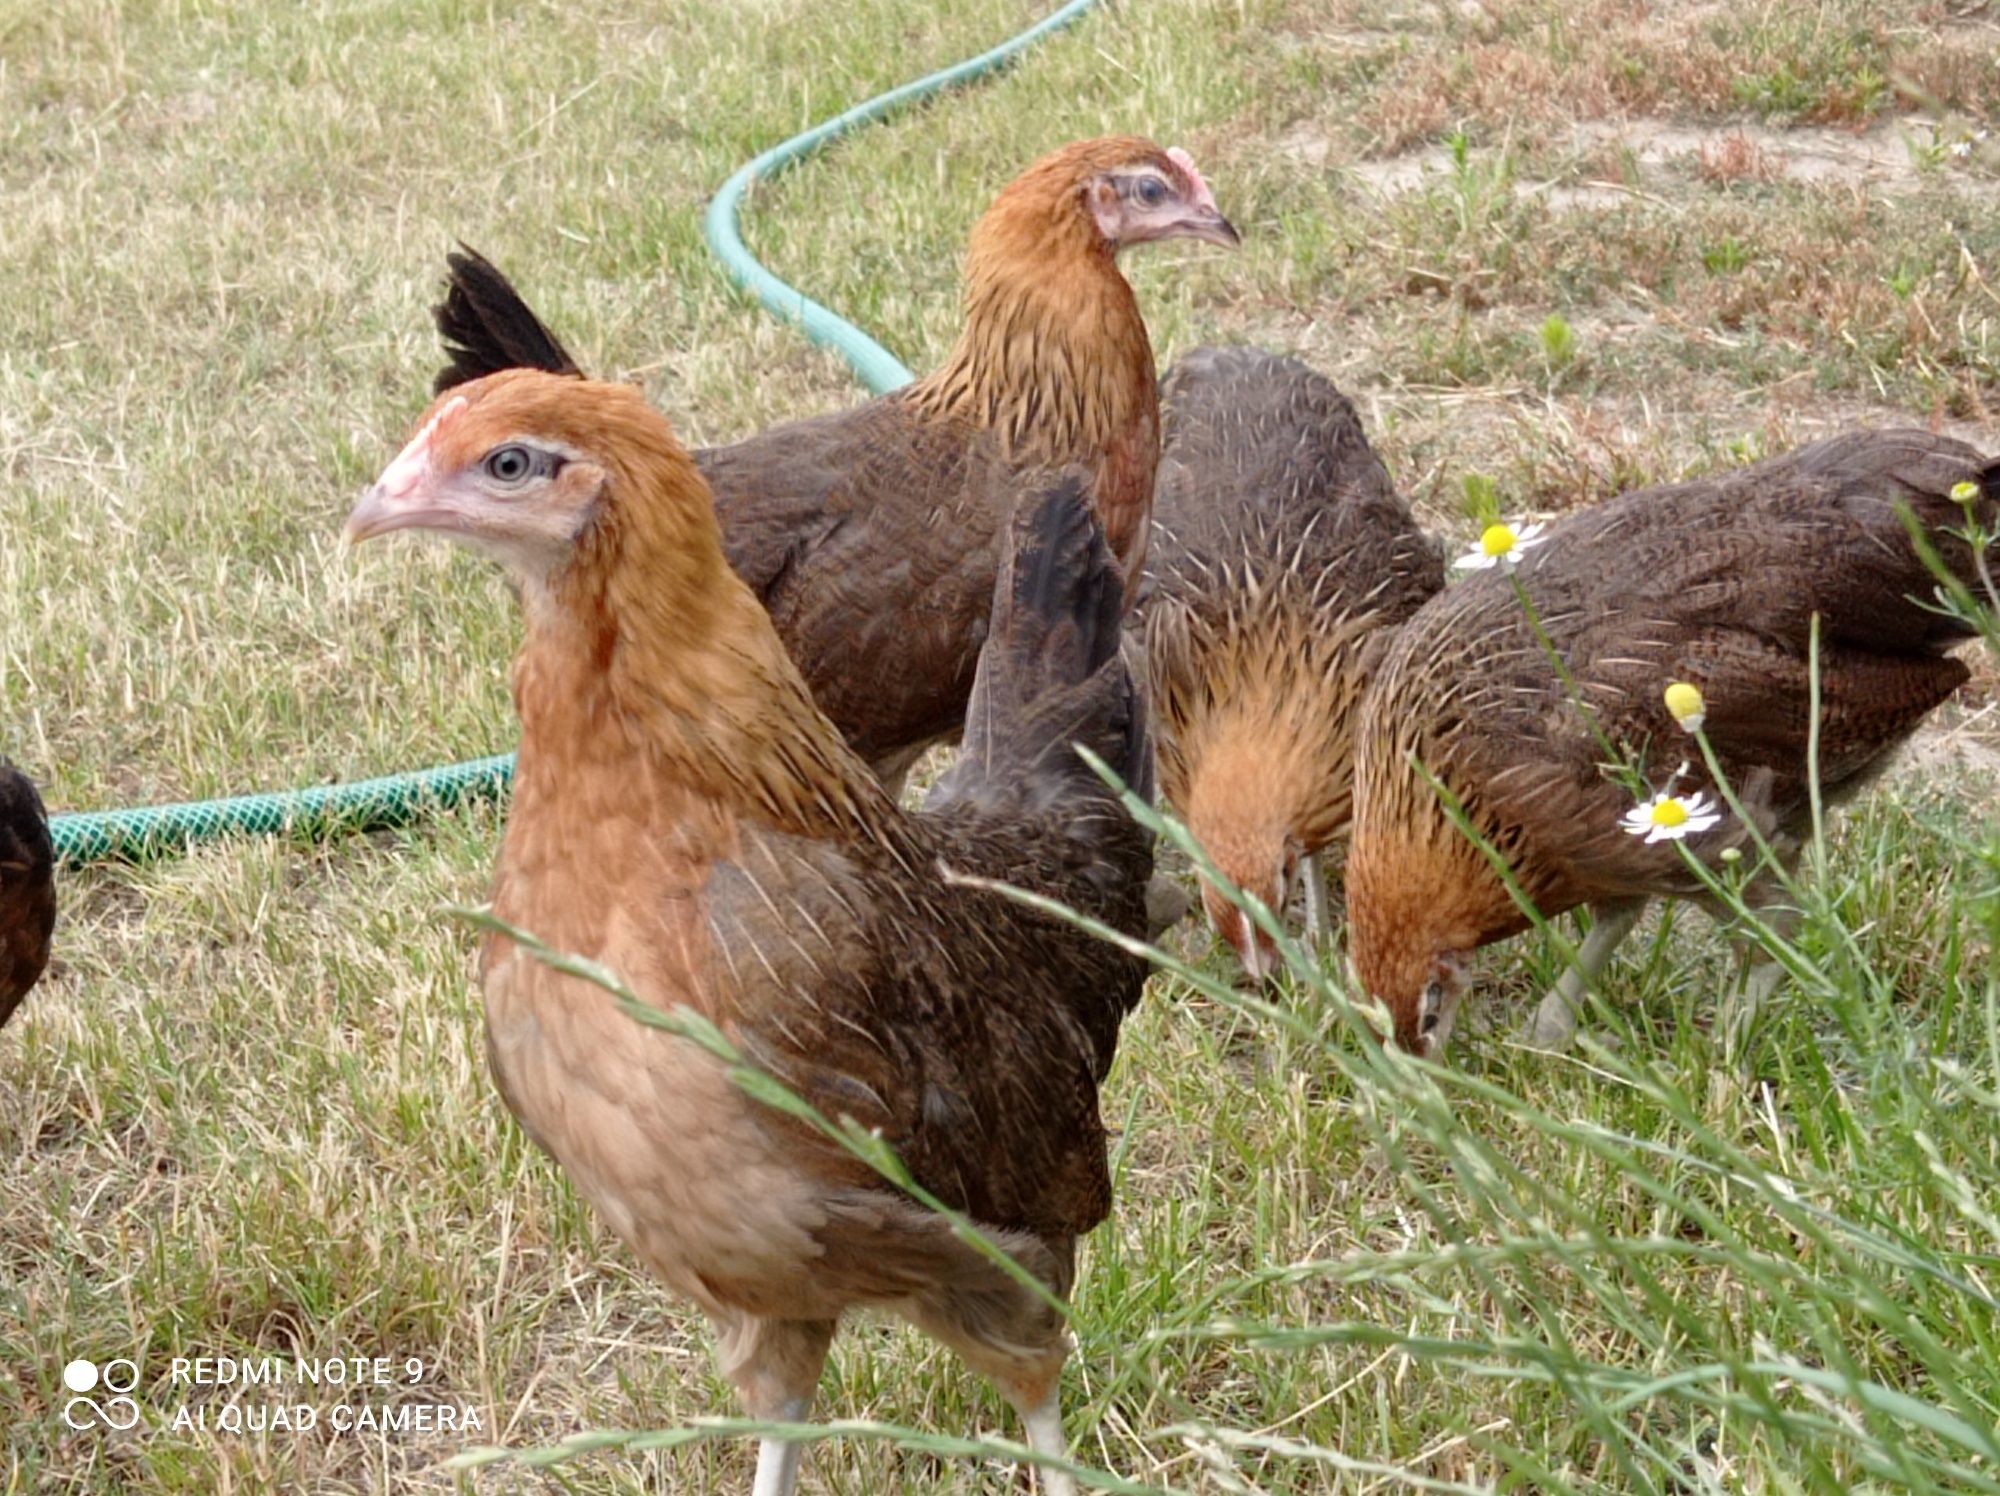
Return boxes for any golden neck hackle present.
[906,172,1156,471]
[507,393,897,857]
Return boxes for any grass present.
[1,0,1997,1491]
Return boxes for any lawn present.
[2,0,1997,1491]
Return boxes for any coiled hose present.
[48,0,1098,867]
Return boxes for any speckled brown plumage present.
[1348,429,1999,1053]
[350,351,1151,1484]
[0,763,54,1031]
[1139,346,1442,971]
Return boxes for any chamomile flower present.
[1951,479,1981,506]
[1664,680,1706,732]
[1455,519,1547,571]
[1621,788,1723,844]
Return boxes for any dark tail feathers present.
[929,477,1150,813]
[432,247,584,395]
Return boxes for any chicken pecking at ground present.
[0,762,55,1031]
[1347,431,1998,1057]
[347,281,1153,1495]
[1140,346,1443,980]
[435,135,1235,787]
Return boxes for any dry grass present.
[2,0,1997,1492]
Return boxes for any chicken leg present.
[1301,852,1330,946]
[717,1315,834,1496]
[1528,898,1647,1049]
[751,1413,808,1496]
[1018,1384,1077,1496]
[1718,892,1800,1046]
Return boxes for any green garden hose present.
[47,0,1098,867]
[49,757,517,866]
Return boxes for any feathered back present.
[0,763,55,1029]
[1140,346,1443,863]
[432,248,583,395]
[929,476,1149,815]
[1355,430,1998,933]
[1143,345,1439,622]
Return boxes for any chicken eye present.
[1135,175,1168,207]
[484,445,536,486]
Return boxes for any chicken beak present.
[345,393,469,544]
[1230,909,1284,993]
[1176,203,1241,249]
[1237,912,1265,984]
[1164,145,1240,248]
[343,484,442,543]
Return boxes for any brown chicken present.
[433,138,1235,786]
[348,287,1152,1493]
[1141,346,1443,978]
[0,763,54,1030]
[1348,431,1997,1056]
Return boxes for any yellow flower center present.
[1664,682,1704,720]
[1649,799,1689,829]
[1479,523,1518,557]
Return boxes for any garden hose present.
[47,0,1098,867]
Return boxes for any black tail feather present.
[432,247,584,395]
[930,477,1149,812]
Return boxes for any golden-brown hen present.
[1348,431,1997,1057]
[435,138,1235,784]
[1141,347,1442,978]
[0,763,54,1030]
[349,285,1152,1493]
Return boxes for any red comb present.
[1166,146,1211,201]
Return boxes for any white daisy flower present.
[1951,479,1981,506]
[1664,680,1706,733]
[1621,788,1723,844]
[1454,519,1548,571]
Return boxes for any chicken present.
[434,136,1235,785]
[1139,346,1442,978]
[1347,431,1997,1056]
[0,762,55,1031]
[346,289,1152,1494]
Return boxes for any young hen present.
[1,764,54,1032]
[435,136,1235,784]
[346,308,1152,1492]
[0,762,55,1029]
[1140,347,1443,978]
[1347,431,1997,1056]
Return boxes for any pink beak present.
[343,396,467,542]
[1167,145,1240,247]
